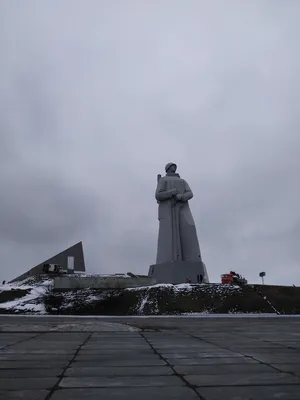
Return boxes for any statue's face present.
[168,164,177,173]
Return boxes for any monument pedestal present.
[148,261,209,284]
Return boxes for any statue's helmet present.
[165,162,177,172]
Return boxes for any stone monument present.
[148,162,209,284]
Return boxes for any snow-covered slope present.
[1,277,298,315]
[0,277,53,314]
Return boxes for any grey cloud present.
[0,171,100,245]
[0,1,300,285]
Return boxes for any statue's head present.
[165,162,177,173]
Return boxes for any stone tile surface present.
[73,358,166,366]
[0,361,69,369]
[78,348,154,354]
[65,366,173,376]
[270,363,300,374]
[0,353,72,361]
[196,385,300,399]
[0,369,63,378]
[167,357,260,365]
[174,364,276,375]
[185,372,300,386]
[0,390,49,400]
[50,387,199,400]
[0,377,59,390]
[60,375,184,387]
[0,315,300,399]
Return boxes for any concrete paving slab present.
[0,343,17,349]
[174,364,277,375]
[0,325,52,332]
[285,345,300,349]
[72,359,166,366]
[0,361,69,369]
[270,339,300,343]
[224,344,289,349]
[149,344,218,349]
[50,387,199,400]
[88,337,145,340]
[86,341,145,345]
[91,333,142,337]
[78,349,154,355]
[74,354,160,361]
[274,340,300,344]
[1,349,76,354]
[6,343,79,348]
[146,338,198,342]
[254,355,300,363]
[0,322,139,333]
[78,345,149,350]
[65,366,173,376]
[151,344,214,349]
[38,333,89,340]
[87,338,146,341]
[0,390,49,400]
[0,338,35,345]
[185,372,300,386]
[167,357,259,366]
[270,364,300,374]
[49,322,139,332]
[90,336,145,339]
[160,352,243,358]
[1,315,300,399]
[146,339,217,343]
[0,334,36,340]
[87,339,143,342]
[0,353,73,361]
[196,385,300,400]
[82,343,147,348]
[0,369,63,378]
[0,334,35,338]
[150,339,220,353]
[60,375,184,388]
[0,377,59,390]
[11,339,81,344]
[242,349,298,355]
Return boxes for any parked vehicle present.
[221,271,247,285]
[42,264,67,274]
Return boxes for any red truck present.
[221,271,247,285]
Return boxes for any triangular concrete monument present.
[10,241,85,282]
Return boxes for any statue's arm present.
[181,180,193,201]
[155,179,177,201]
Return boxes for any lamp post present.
[259,271,266,285]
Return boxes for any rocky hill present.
[1,276,299,315]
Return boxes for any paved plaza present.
[0,315,300,399]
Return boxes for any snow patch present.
[126,283,174,292]
[137,293,149,314]
[0,285,49,314]
[0,277,54,314]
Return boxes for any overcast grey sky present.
[1,1,300,285]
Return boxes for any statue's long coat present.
[155,173,202,264]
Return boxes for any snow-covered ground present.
[125,282,243,315]
[126,282,241,292]
[0,279,53,314]
[2,313,300,319]
[1,277,296,316]
[0,279,241,315]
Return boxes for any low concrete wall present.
[53,275,156,291]
[148,261,208,284]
